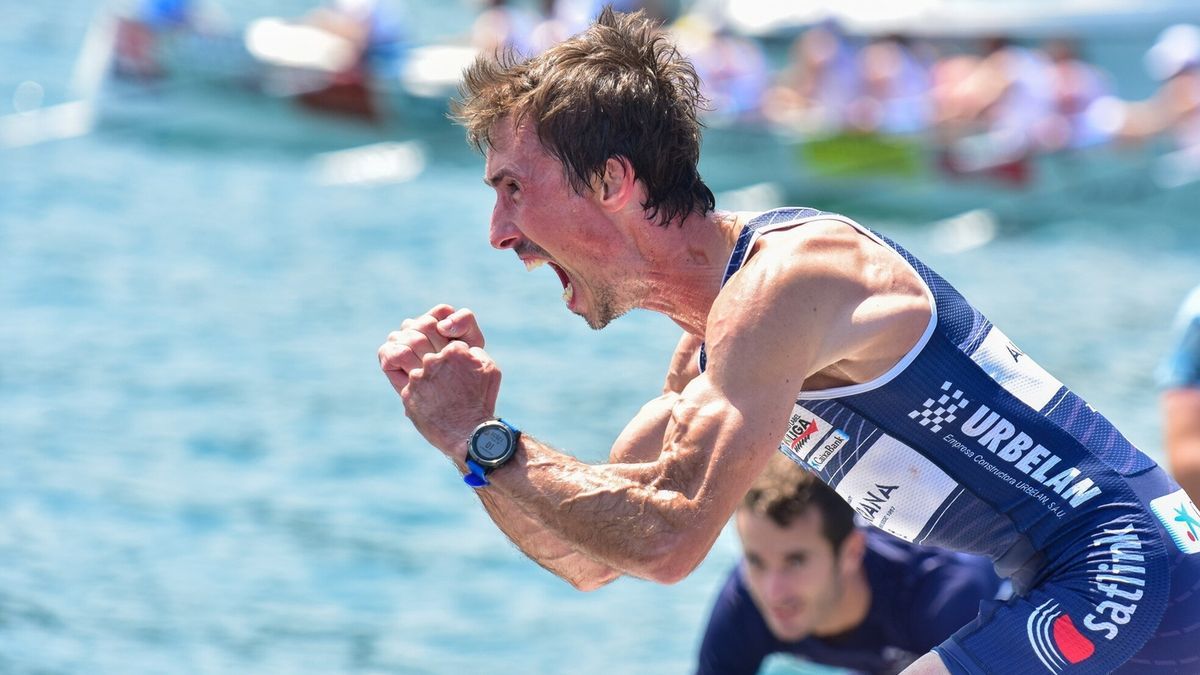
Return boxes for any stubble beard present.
[583,283,631,330]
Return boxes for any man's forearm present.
[485,420,740,586]
[460,392,680,589]
[494,440,692,582]
[474,487,621,591]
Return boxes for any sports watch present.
[463,418,521,488]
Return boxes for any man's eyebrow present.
[484,170,513,187]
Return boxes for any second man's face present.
[735,507,849,642]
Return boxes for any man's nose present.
[489,204,520,250]
[762,570,791,601]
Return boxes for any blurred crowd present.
[115,0,1200,174]
[467,2,1200,177]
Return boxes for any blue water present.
[3,2,1200,674]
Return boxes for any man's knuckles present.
[418,340,473,367]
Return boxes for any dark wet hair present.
[742,455,856,552]
[451,7,715,227]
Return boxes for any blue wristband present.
[464,458,490,488]
[463,418,520,489]
[463,454,492,485]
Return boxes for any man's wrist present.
[463,418,521,488]
[433,413,496,460]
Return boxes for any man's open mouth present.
[523,257,574,304]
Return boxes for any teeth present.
[524,258,546,271]
[562,282,574,304]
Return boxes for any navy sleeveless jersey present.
[700,208,1200,674]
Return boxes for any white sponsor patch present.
[778,404,834,461]
[1150,489,1200,554]
[834,435,957,542]
[808,429,849,471]
[971,326,1063,412]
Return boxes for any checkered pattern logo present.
[909,381,970,433]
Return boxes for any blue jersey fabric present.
[696,530,1003,675]
[701,208,1200,674]
[1158,284,1200,391]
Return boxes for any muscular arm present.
[392,222,931,586]
[478,223,932,583]
[462,331,703,590]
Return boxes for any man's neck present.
[634,209,746,337]
[812,565,872,638]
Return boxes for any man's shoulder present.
[1158,283,1200,390]
[704,209,931,391]
[710,564,763,620]
[1181,284,1200,319]
[713,214,881,314]
[862,530,1003,650]
[697,565,778,675]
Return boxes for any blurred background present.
[2,0,1199,673]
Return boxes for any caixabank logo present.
[779,404,850,471]
[1027,600,1095,673]
[1150,489,1200,555]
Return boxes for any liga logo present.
[780,408,826,459]
[908,381,970,433]
[1027,600,1095,673]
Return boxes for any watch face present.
[474,426,512,462]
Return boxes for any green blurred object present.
[799,133,926,179]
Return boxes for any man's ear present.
[837,529,867,577]
[597,156,637,210]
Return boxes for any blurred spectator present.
[1034,39,1118,151]
[933,37,1054,182]
[114,0,228,78]
[1121,24,1200,151]
[1159,284,1200,503]
[136,0,199,28]
[302,0,407,74]
[472,0,539,56]
[265,0,410,120]
[673,15,770,125]
[762,22,862,133]
[844,35,933,135]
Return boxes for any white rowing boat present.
[81,10,478,148]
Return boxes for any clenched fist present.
[378,304,501,457]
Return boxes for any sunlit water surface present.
[2,2,1198,673]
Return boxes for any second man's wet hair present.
[742,454,857,552]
